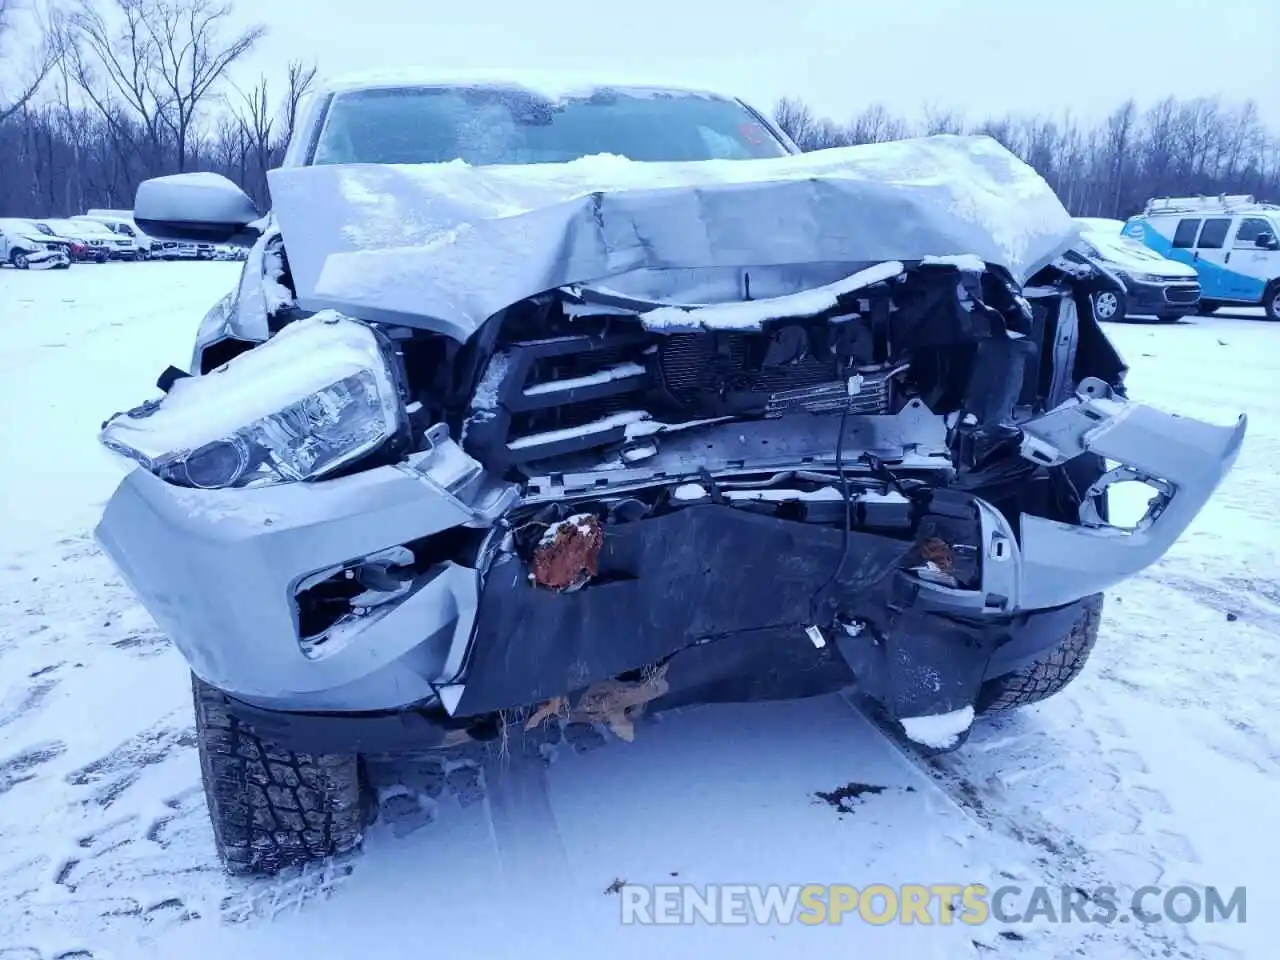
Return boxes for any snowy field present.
[0,262,1276,960]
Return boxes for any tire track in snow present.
[850,692,1221,959]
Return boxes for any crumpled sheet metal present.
[269,134,1078,342]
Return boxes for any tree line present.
[2,0,1277,221]
[773,97,1280,219]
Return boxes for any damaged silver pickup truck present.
[93,73,1246,876]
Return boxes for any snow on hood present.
[1077,229,1198,278]
[268,134,1078,342]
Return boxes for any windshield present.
[310,86,791,166]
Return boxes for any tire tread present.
[192,675,363,876]
[978,594,1104,713]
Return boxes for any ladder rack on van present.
[1144,194,1280,216]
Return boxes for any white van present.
[74,212,153,259]
[1123,195,1280,320]
[1070,218,1201,322]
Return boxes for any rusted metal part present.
[530,513,605,591]
[918,536,954,573]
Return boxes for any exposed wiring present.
[807,392,855,627]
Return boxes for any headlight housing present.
[1116,270,1165,285]
[100,312,407,489]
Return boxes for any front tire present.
[978,594,1103,713]
[1265,282,1280,323]
[192,675,365,876]
[1092,289,1124,323]
[10,250,30,269]
[1198,299,1222,315]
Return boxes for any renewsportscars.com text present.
[618,883,1247,926]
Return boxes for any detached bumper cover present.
[1010,377,1246,611]
[95,381,1245,719]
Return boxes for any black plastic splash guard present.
[452,505,917,717]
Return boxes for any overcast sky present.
[228,0,1280,130]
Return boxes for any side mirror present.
[1255,232,1279,250]
[134,173,262,247]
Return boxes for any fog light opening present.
[1080,462,1173,533]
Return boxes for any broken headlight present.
[100,312,407,489]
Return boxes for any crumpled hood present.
[268,134,1078,342]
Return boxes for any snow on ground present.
[0,264,1277,959]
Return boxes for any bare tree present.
[1099,99,1137,214]
[773,96,819,149]
[142,0,265,170]
[231,58,315,204]
[973,114,1016,151]
[69,0,265,172]
[277,58,316,153]
[922,103,965,135]
[0,0,64,125]
[233,71,270,199]
[847,104,908,145]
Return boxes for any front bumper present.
[95,380,1245,720]
[1125,277,1201,318]
[27,249,68,268]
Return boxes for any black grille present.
[1163,284,1200,304]
[461,331,656,469]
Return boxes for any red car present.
[34,219,111,262]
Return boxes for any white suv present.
[0,218,71,269]
[73,214,152,260]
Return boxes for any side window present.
[1172,218,1201,248]
[1196,218,1231,249]
[1234,217,1272,247]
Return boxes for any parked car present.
[73,213,153,259]
[153,238,217,260]
[1070,219,1201,322]
[1074,217,1127,234]
[1124,194,1280,321]
[33,218,114,262]
[96,72,1246,878]
[154,239,199,260]
[0,218,72,269]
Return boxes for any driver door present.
[1190,217,1234,298]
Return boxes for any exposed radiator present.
[461,322,893,470]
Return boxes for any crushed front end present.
[94,252,1246,752]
